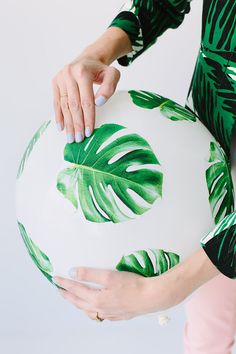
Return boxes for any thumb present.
[94,66,120,106]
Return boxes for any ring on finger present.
[95,312,104,322]
[60,93,68,98]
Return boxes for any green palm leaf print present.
[57,123,163,223]
[202,0,236,52]
[116,248,179,276]
[206,141,234,225]
[17,120,51,179]
[187,49,236,157]
[132,0,156,13]
[128,90,196,121]
[200,211,236,279]
[18,221,60,288]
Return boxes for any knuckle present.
[63,64,72,76]
[109,66,120,79]
[114,68,121,79]
[106,84,116,97]
[68,97,80,111]
[110,65,120,75]
[81,100,93,110]
[76,64,88,78]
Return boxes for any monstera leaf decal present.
[128,90,196,122]
[116,248,179,277]
[18,221,60,288]
[17,120,51,179]
[206,141,234,224]
[57,123,163,223]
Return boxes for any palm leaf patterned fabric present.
[107,0,236,279]
[107,0,191,66]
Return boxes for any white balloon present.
[16,90,230,304]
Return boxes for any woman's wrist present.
[79,27,133,66]
[179,247,220,291]
[144,247,220,312]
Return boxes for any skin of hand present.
[52,27,132,144]
[52,247,220,321]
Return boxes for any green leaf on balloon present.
[17,120,51,179]
[17,221,60,288]
[116,248,180,276]
[128,90,197,122]
[57,123,163,223]
[206,141,234,225]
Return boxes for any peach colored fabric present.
[183,273,236,354]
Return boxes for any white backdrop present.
[1,1,235,353]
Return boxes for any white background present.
[0,1,235,353]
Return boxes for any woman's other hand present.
[52,53,120,143]
[52,248,219,321]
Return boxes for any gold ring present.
[96,312,104,322]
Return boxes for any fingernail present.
[75,132,83,143]
[68,267,77,279]
[67,133,74,144]
[57,122,63,132]
[85,127,91,137]
[95,95,107,107]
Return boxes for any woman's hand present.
[53,268,152,321]
[52,52,120,143]
[53,248,220,321]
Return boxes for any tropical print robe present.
[107,0,236,279]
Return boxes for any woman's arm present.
[146,247,220,312]
[52,0,192,141]
[107,0,192,66]
[79,27,133,66]
[53,247,220,321]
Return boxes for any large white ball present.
[16,90,233,288]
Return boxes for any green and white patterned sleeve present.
[200,211,236,279]
[107,0,192,66]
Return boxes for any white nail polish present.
[85,127,92,137]
[57,122,63,132]
[95,96,107,107]
[68,267,77,279]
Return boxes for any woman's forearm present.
[147,247,220,312]
[79,27,133,66]
[180,247,220,291]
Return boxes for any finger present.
[66,78,85,143]
[94,66,120,106]
[69,267,116,286]
[53,276,99,301]
[77,76,95,138]
[84,310,109,322]
[88,313,125,321]
[58,289,92,311]
[52,82,64,132]
[84,311,98,321]
[58,81,75,143]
